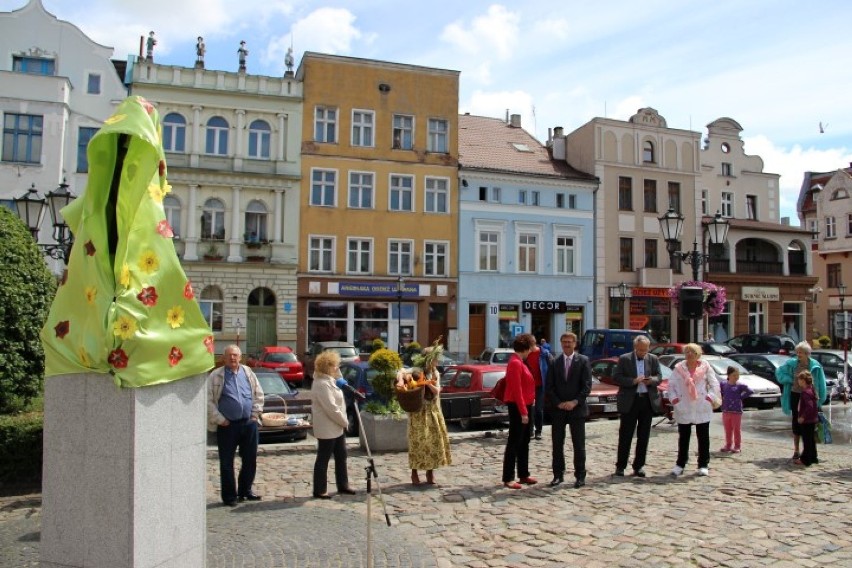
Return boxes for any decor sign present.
[741,286,779,302]
[522,301,583,313]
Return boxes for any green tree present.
[0,206,56,413]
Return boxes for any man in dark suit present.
[545,332,592,488]
[613,334,661,477]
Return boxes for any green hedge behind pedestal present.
[0,413,43,484]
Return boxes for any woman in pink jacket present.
[501,333,538,489]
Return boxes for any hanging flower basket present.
[669,281,727,317]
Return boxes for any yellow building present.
[296,52,460,356]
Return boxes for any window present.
[244,200,268,242]
[618,177,633,211]
[619,237,633,272]
[205,116,229,155]
[200,198,226,240]
[424,241,448,277]
[746,195,757,220]
[247,119,271,159]
[747,302,766,334]
[556,193,565,208]
[531,191,540,206]
[518,190,527,204]
[314,107,337,143]
[309,236,334,272]
[827,263,841,288]
[87,73,101,94]
[162,113,186,152]
[708,302,732,343]
[555,233,576,275]
[668,182,681,213]
[2,113,42,163]
[826,216,836,238]
[311,169,337,206]
[424,177,448,213]
[782,302,804,343]
[701,189,709,215]
[517,233,538,273]
[567,194,576,209]
[351,110,374,147]
[809,219,819,239]
[389,175,414,212]
[644,239,658,268]
[643,140,655,163]
[721,192,733,217]
[76,127,97,173]
[643,180,657,212]
[12,55,55,75]
[392,114,413,150]
[348,172,374,209]
[479,186,501,202]
[347,238,372,274]
[847,213,852,236]
[199,287,223,331]
[389,240,413,275]
[478,231,499,271]
[163,195,181,238]
[427,118,448,153]
[721,162,733,176]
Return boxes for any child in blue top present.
[719,367,753,453]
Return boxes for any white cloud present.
[463,89,535,129]
[440,5,519,60]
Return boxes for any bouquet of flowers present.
[669,281,727,317]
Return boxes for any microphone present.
[335,378,366,400]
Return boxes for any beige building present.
[556,108,701,342]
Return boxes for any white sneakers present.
[671,465,709,476]
[698,468,709,476]
[671,465,684,476]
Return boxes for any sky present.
[6,0,852,224]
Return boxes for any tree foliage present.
[0,206,56,413]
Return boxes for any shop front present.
[522,300,585,344]
[610,286,672,343]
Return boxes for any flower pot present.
[359,412,408,452]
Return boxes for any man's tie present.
[564,355,572,377]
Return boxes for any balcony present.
[707,259,783,275]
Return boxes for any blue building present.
[457,113,598,357]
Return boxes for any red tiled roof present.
[458,114,595,181]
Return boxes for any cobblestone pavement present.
[2,409,852,567]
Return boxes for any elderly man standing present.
[208,344,264,506]
[613,335,662,477]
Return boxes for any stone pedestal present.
[41,373,208,568]
[359,412,408,452]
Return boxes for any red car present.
[246,346,305,386]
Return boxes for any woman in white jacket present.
[668,343,721,477]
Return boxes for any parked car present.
[338,361,381,435]
[253,369,310,443]
[579,329,651,361]
[590,357,673,417]
[442,364,508,428]
[472,347,514,365]
[724,333,796,355]
[728,352,839,404]
[303,341,360,385]
[651,342,736,357]
[657,354,781,409]
[810,349,852,385]
[246,346,305,386]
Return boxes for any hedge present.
[0,413,43,484]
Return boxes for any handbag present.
[490,377,507,402]
[817,412,833,444]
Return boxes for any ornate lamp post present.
[396,275,406,354]
[13,180,76,263]
[658,208,730,342]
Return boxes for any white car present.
[659,354,781,409]
[473,347,515,365]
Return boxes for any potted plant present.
[202,243,223,261]
[359,348,407,452]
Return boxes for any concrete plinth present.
[40,373,207,568]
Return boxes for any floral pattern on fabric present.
[40,96,214,388]
[407,398,452,470]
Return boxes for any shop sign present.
[522,301,583,313]
[741,286,779,301]
[339,281,417,297]
[499,304,519,319]
[631,287,671,298]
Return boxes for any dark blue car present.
[339,361,381,435]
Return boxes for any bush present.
[817,335,832,349]
[0,207,57,413]
[0,412,43,484]
[367,348,403,405]
[370,338,386,352]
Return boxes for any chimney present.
[781,216,790,226]
[505,109,509,123]
[554,126,564,137]
[509,114,521,128]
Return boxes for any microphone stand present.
[351,399,391,568]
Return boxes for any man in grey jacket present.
[208,344,264,506]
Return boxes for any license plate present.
[763,397,777,403]
[603,404,617,413]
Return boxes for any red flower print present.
[54,320,70,339]
[159,160,166,177]
[156,220,174,238]
[84,240,96,256]
[60,269,68,286]
[137,286,158,307]
[204,335,215,354]
[184,281,195,300]
[139,98,155,115]
[108,348,129,369]
[168,346,183,367]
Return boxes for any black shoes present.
[614,468,625,477]
[339,487,357,495]
[573,479,585,489]
[632,469,646,478]
[223,500,237,507]
[313,493,331,499]
[549,476,563,487]
[534,432,542,440]
[238,493,262,502]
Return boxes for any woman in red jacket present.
[501,333,538,489]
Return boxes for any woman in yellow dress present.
[402,360,452,485]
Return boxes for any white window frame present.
[346,237,373,275]
[847,213,852,236]
[244,200,268,242]
[748,302,766,334]
[201,198,226,240]
[746,194,757,220]
[247,119,271,159]
[826,216,836,238]
[721,192,733,217]
[701,189,709,215]
[308,235,335,273]
[351,109,374,147]
[515,222,543,274]
[205,116,229,156]
[389,174,414,212]
[162,113,186,153]
[392,114,414,150]
[423,240,449,277]
[474,219,506,273]
[163,195,181,238]
[518,190,527,205]
[553,225,580,276]
[388,239,414,276]
[314,106,337,143]
[424,176,449,213]
[809,219,819,238]
[199,286,223,332]
[86,72,101,95]
[427,118,448,153]
[310,168,337,207]
[348,171,374,209]
[782,302,805,343]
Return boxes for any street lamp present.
[13,180,76,263]
[659,208,730,341]
[396,275,406,354]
